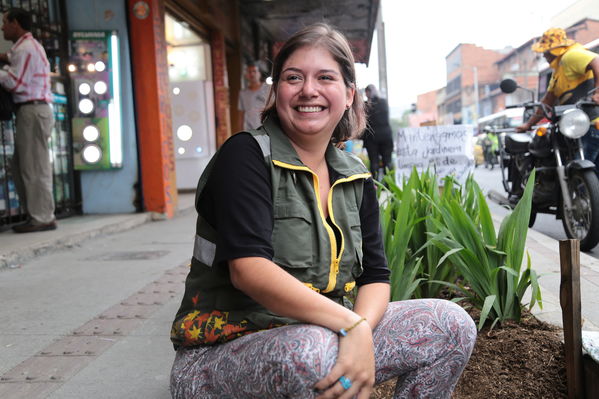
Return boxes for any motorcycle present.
[491,78,599,251]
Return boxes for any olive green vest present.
[171,118,370,347]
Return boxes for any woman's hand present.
[314,321,375,399]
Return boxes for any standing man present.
[238,61,269,131]
[364,84,394,180]
[0,8,56,233]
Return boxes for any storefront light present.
[266,76,273,85]
[178,147,185,155]
[68,64,77,72]
[82,144,102,164]
[176,125,193,141]
[87,63,96,72]
[82,125,100,142]
[94,81,108,95]
[95,61,106,72]
[108,31,123,167]
[78,82,91,95]
[78,98,94,114]
[195,146,203,153]
[173,87,180,95]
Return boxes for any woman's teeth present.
[297,106,323,112]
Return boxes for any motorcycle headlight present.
[559,108,590,139]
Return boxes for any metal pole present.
[473,66,480,124]
[377,19,388,100]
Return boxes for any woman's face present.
[275,45,354,142]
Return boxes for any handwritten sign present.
[396,125,475,182]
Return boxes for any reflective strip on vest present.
[253,134,271,158]
[193,234,216,266]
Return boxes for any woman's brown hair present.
[261,23,366,142]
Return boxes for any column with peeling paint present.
[127,0,178,218]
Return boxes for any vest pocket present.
[272,201,313,269]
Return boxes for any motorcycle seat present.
[504,133,531,154]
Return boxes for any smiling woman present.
[169,23,477,399]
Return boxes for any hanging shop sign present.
[68,30,123,170]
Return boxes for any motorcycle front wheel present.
[561,170,599,251]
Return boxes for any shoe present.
[12,221,57,233]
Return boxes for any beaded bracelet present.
[338,317,367,337]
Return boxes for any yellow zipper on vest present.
[272,159,369,293]
[325,172,371,293]
[272,160,337,292]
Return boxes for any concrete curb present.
[0,194,196,271]
[0,213,152,270]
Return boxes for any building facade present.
[0,0,380,229]
[415,17,599,129]
[440,43,504,125]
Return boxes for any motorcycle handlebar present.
[505,101,539,109]
[578,100,599,106]
[490,128,517,133]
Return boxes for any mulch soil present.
[372,307,568,398]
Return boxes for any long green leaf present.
[479,295,497,330]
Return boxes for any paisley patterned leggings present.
[170,299,477,399]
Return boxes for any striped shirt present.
[0,32,52,104]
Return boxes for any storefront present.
[0,0,75,230]
[1,0,380,229]
[165,13,216,190]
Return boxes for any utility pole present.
[473,66,480,124]
[376,6,388,99]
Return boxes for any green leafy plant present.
[378,167,542,330]
[425,169,542,329]
[378,168,458,300]
[378,170,424,301]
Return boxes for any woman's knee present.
[438,300,477,350]
[267,325,338,379]
[377,299,476,352]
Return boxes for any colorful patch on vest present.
[173,310,255,345]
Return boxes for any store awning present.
[238,0,380,64]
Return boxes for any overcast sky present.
[356,0,581,112]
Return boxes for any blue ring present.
[339,375,352,390]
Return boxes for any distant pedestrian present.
[0,8,56,233]
[364,84,393,180]
[238,61,269,131]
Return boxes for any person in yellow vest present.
[169,23,476,399]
